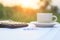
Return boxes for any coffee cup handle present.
[52,15,57,22]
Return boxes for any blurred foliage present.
[51,5,58,13]
[0,4,16,21]
[0,4,4,18]
[0,3,60,23]
[0,4,36,22]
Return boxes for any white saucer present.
[30,22,58,27]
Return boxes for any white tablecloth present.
[0,24,60,40]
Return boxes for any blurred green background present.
[0,3,60,23]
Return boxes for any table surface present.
[0,23,60,40]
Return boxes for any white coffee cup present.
[37,13,57,23]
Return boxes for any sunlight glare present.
[1,0,40,9]
[20,0,40,9]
